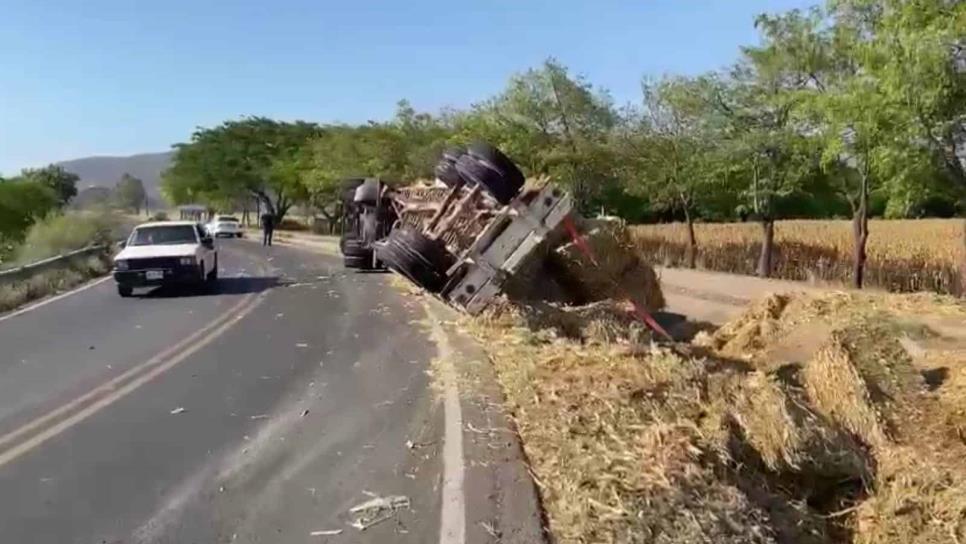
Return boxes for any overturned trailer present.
[355,143,570,314]
[341,142,664,318]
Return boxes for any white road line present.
[424,302,466,544]
[0,291,266,469]
[0,290,256,452]
[0,275,112,324]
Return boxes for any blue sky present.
[0,0,816,174]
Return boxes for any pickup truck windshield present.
[129,225,198,246]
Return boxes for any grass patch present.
[0,254,112,313]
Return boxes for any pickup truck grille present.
[126,257,182,270]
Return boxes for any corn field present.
[631,219,966,297]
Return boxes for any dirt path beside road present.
[656,266,833,327]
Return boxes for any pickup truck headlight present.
[115,260,129,271]
[179,257,196,266]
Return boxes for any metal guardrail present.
[0,245,111,285]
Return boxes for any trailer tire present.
[375,228,454,293]
[434,147,465,187]
[467,141,524,185]
[341,237,369,256]
[455,153,523,205]
[343,254,371,269]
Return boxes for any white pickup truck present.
[113,221,218,297]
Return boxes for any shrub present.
[277,218,308,231]
[13,211,121,265]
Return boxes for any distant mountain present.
[56,151,174,202]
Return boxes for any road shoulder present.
[422,299,548,544]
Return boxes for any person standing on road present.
[261,212,275,246]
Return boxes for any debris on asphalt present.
[249,414,269,420]
[300,409,310,417]
[348,494,410,531]
[296,343,309,348]
[405,440,415,450]
[310,529,343,536]
[169,407,186,415]
[480,521,500,538]
[275,313,284,319]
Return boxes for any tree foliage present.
[114,173,147,213]
[20,165,79,207]
[162,117,322,221]
[0,178,58,245]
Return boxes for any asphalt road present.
[0,240,446,543]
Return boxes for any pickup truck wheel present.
[375,228,454,293]
[117,285,133,297]
[455,152,524,205]
[434,147,465,187]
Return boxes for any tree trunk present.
[852,175,870,289]
[757,218,775,278]
[960,218,966,298]
[683,207,697,269]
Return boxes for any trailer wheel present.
[375,228,454,293]
[467,141,524,185]
[455,153,522,205]
[434,147,465,187]
[341,237,368,256]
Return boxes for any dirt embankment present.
[467,284,966,543]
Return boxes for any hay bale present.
[706,371,873,492]
[707,294,791,354]
[487,299,652,345]
[551,220,665,312]
[801,323,924,449]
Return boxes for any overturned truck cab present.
[339,178,396,270]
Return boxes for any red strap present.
[561,215,598,267]
[560,215,673,342]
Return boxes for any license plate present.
[145,270,164,280]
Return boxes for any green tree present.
[717,12,824,278]
[617,75,727,268]
[162,117,322,222]
[114,173,147,214]
[835,0,966,191]
[0,178,58,245]
[20,165,79,207]
[455,59,618,210]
